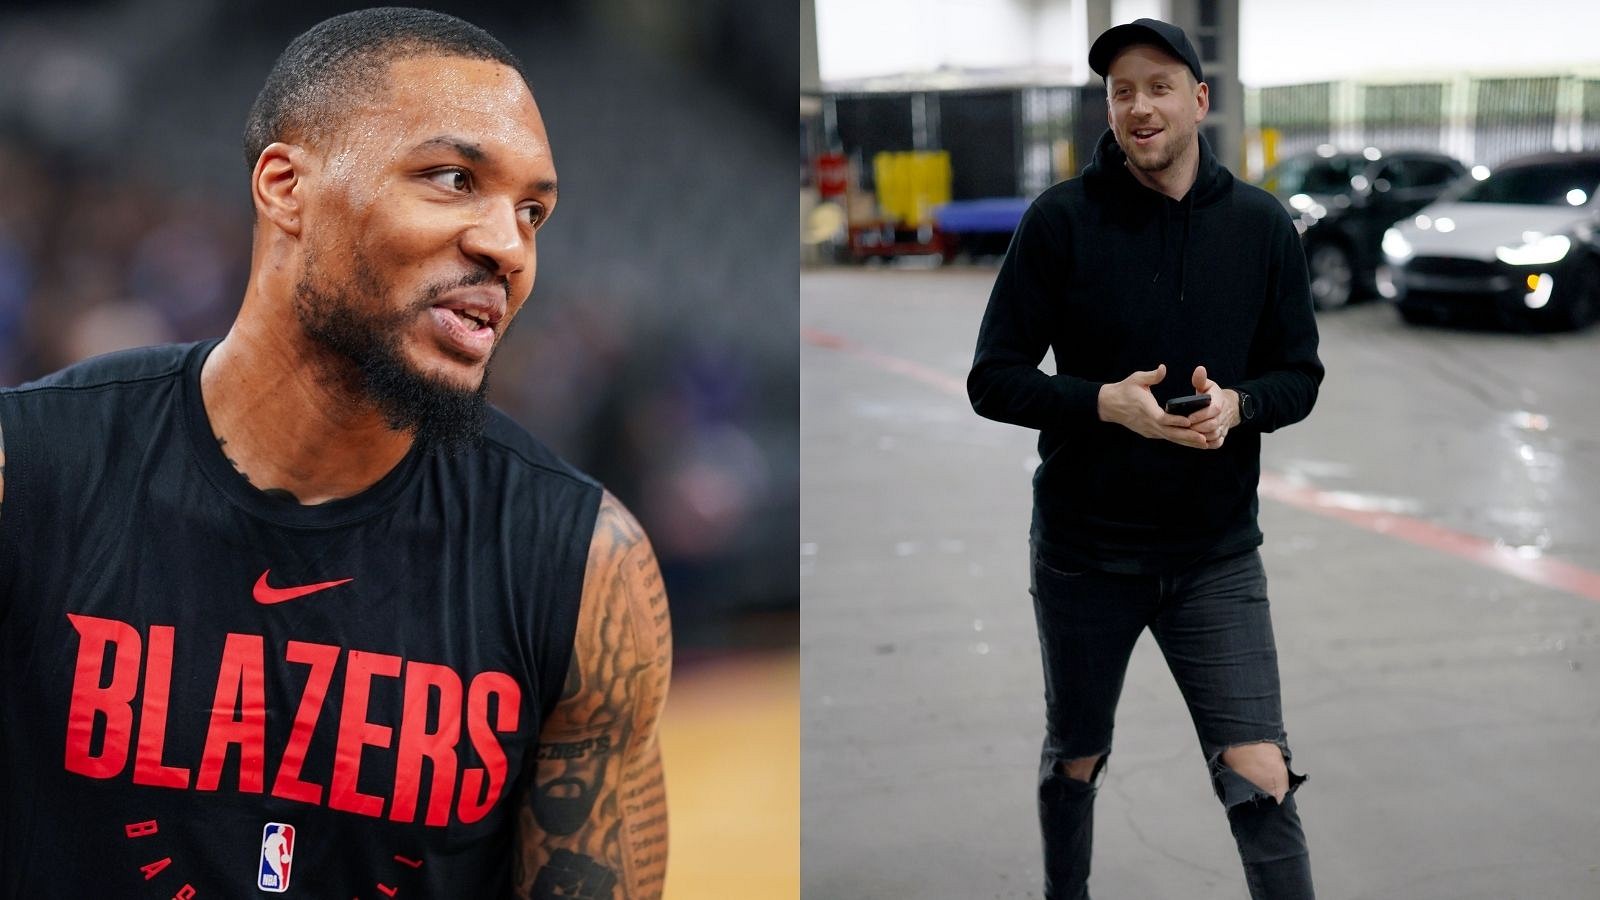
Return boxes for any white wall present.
[817,0,1600,87]
[1240,0,1600,86]
[815,0,1084,82]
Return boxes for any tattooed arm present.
[514,491,671,899]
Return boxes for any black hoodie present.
[969,129,1323,574]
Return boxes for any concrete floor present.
[800,267,1600,900]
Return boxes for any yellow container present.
[873,150,952,228]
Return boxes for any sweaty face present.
[292,55,557,448]
[1105,45,1207,174]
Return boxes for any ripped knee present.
[1058,754,1105,784]
[1210,741,1305,808]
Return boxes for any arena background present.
[0,0,798,896]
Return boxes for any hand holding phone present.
[1164,393,1212,416]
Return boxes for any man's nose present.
[461,198,526,279]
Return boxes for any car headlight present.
[1524,272,1555,309]
[1495,233,1571,266]
[1382,227,1413,262]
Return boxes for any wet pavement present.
[800,266,1600,899]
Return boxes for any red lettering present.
[67,620,522,829]
[173,886,196,900]
[377,884,397,897]
[395,854,424,869]
[64,614,142,778]
[389,661,462,826]
[197,632,267,792]
[330,649,402,817]
[125,819,159,839]
[457,671,521,824]
[140,857,172,880]
[133,625,191,788]
[271,640,339,805]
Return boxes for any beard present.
[1121,122,1193,174]
[293,251,500,457]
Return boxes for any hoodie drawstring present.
[1179,191,1192,302]
[1153,200,1165,283]
[1154,193,1192,293]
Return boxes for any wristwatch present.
[1237,389,1256,423]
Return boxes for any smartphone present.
[1164,393,1212,416]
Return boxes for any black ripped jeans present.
[1030,546,1314,900]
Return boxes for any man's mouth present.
[432,286,506,334]
[424,284,507,362]
[1131,127,1162,144]
[445,307,493,330]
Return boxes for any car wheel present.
[1307,242,1354,310]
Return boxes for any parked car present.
[1382,152,1600,330]
[1258,147,1468,309]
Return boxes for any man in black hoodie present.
[968,19,1322,900]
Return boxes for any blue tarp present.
[932,197,1031,234]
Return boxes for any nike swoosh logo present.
[253,570,354,605]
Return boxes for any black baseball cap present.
[1089,18,1203,83]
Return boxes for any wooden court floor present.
[660,649,799,899]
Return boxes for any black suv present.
[1258,148,1468,309]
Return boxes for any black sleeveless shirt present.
[0,341,601,898]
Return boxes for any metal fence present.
[1251,74,1600,171]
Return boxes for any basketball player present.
[0,9,668,898]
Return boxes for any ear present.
[251,142,309,237]
[1194,81,1211,123]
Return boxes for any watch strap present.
[1237,389,1256,422]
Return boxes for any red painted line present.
[806,323,1600,605]
[1258,473,1600,603]
[802,326,967,397]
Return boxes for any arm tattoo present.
[515,493,671,898]
[531,849,618,899]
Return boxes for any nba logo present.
[258,822,295,893]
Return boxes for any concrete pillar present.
[801,0,820,98]
[1085,0,1112,49]
[1162,0,1243,175]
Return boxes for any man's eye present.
[428,169,471,191]
[521,205,547,228]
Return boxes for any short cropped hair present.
[242,7,528,168]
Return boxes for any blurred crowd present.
[0,0,797,649]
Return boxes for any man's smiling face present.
[295,53,557,395]
[1105,44,1208,175]
[276,53,558,450]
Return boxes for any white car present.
[1380,152,1600,329]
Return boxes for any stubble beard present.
[1122,124,1189,174]
[292,250,494,457]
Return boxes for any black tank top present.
[0,341,600,898]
